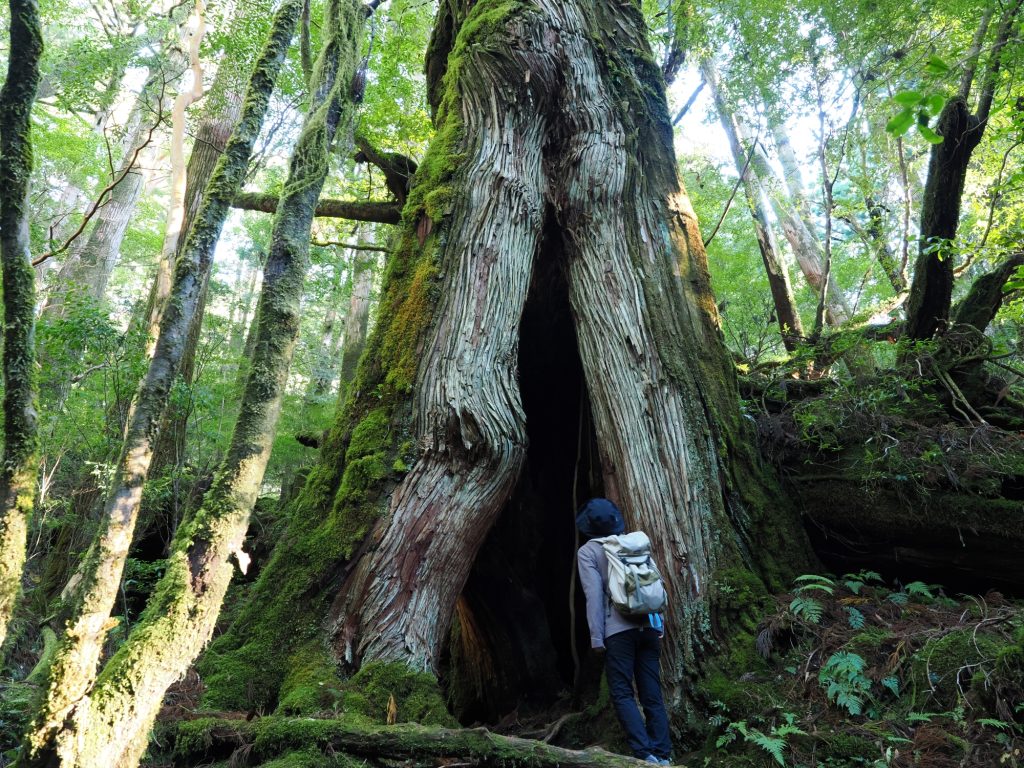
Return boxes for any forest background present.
[1,0,1024,766]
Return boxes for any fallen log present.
[169,716,675,768]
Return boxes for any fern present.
[790,596,824,624]
[747,730,786,766]
[904,581,935,600]
[887,590,909,606]
[881,676,900,697]
[794,574,835,584]
[819,652,872,716]
[845,606,866,629]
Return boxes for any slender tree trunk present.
[0,0,43,652]
[337,246,374,396]
[29,4,369,766]
[44,79,159,316]
[147,93,244,488]
[18,3,303,763]
[702,60,804,347]
[770,123,852,323]
[303,257,346,405]
[906,0,1022,339]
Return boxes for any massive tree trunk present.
[702,60,804,348]
[18,3,303,763]
[0,0,43,651]
[905,0,1022,340]
[16,5,369,766]
[202,0,810,720]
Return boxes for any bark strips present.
[19,3,302,764]
[0,0,43,651]
[329,0,777,705]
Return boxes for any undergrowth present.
[699,571,1024,767]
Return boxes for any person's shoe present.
[643,756,660,764]
[657,759,672,766]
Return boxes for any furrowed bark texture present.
[37,4,370,767]
[331,0,768,703]
[0,0,42,651]
[18,3,302,764]
[202,0,807,717]
[702,60,805,346]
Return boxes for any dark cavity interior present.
[442,215,601,725]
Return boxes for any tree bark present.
[331,0,798,703]
[201,0,810,719]
[20,3,370,766]
[146,93,245,514]
[702,60,804,347]
[0,0,43,652]
[43,79,159,315]
[18,3,303,764]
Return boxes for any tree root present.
[168,716,670,768]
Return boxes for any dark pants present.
[604,628,672,759]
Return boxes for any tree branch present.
[232,192,401,223]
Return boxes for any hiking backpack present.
[599,531,668,616]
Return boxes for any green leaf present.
[882,676,900,696]
[918,124,944,144]
[846,607,866,629]
[925,55,950,75]
[893,90,923,106]
[886,109,915,136]
[794,574,835,584]
[926,94,946,115]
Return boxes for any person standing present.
[576,497,673,765]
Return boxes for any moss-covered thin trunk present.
[0,0,42,653]
[17,4,302,764]
[14,4,370,767]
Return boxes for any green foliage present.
[819,651,873,715]
[715,717,806,766]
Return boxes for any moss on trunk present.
[0,0,43,653]
[18,3,304,764]
[201,0,812,729]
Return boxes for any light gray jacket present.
[577,539,641,648]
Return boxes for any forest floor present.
[137,573,1024,768]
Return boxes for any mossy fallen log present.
[168,717,678,768]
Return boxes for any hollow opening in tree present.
[442,215,601,724]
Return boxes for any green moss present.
[909,629,1002,709]
[342,662,456,726]
[275,641,345,716]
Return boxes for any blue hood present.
[576,498,625,538]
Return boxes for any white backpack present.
[599,531,667,616]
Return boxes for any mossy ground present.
[692,572,1024,767]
